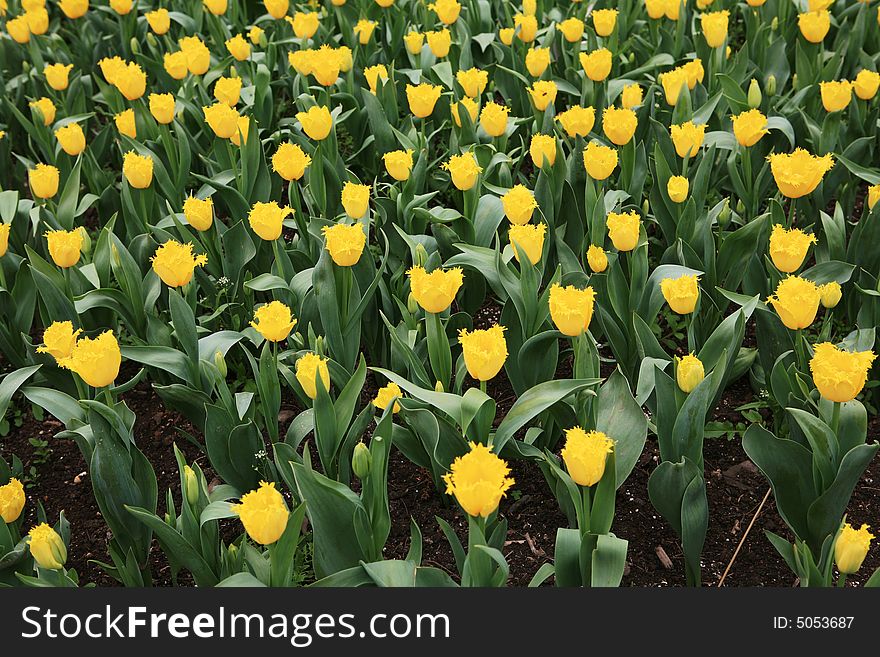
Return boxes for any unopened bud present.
[642,198,650,215]
[765,74,776,96]
[184,465,199,507]
[414,243,428,267]
[229,65,238,78]
[259,32,268,48]
[111,243,121,267]
[407,292,419,315]
[792,74,798,90]
[771,16,778,31]
[747,79,762,108]
[214,350,227,377]
[130,37,140,54]
[146,33,157,48]
[736,198,745,215]
[718,198,731,228]
[22,60,31,73]
[434,380,444,392]
[77,226,92,254]
[352,442,372,480]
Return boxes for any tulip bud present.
[435,380,444,392]
[214,350,228,377]
[77,226,92,255]
[718,198,731,228]
[111,243,121,267]
[819,281,842,308]
[736,198,745,214]
[628,52,635,63]
[259,32,268,48]
[352,442,372,480]
[415,243,428,267]
[407,292,419,315]
[22,60,31,74]
[229,65,238,78]
[770,16,778,31]
[315,335,325,355]
[792,74,798,90]
[130,37,140,54]
[147,33,157,48]
[765,74,776,96]
[642,198,650,215]
[747,79,762,108]
[184,465,199,507]
[227,543,238,557]
[164,512,172,524]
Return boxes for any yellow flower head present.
[732,108,768,147]
[28,523,67,569]
[6,16,31,43]
[249,25,265,44]
[204,0,227,15]
[660,274,700,314]
[677,353,705,393]
[214,76,242,106]
[29,164,59,199]
[149,92,176,125]
[592,8,618,36]
[383,149,414,181]
[429,0,461,24]
[45,228,82,268]
[122,151,154,189]
[248,201,292,241]
[562,427,613,486]
[203,102,240,139]
[296,105,333,140]
[0,223,9,258]
[37,320,81,361]
[183,196,214,232]
[479,101,510,137]
[667,175,689,203]
[587,245,608,273]
[663,0,682,19]
[30,97,55,126]
[110,0,133,14]
[514,13,537,42]
[499,27,515,46]
[549,283,597,336]
[44,63,73,91]
[525,47,550,77]
[580,47,612,81]
[226,34,251,61]
[834,523,874,574]
[164,51,189,80]
[289,49,314,76]
[114,62,146,101]
[179,36,211,75]
[528,80,558,111]
[373,382,403,413]
[404,31,424,54]
[55,123,85,156]
[353,18,377,44]
[701,10,729,48]
[684,59,705,88]
[146,8,170,34]
[767,275,821,330]
[853,69,880,100]
[310,45,341,86]
[606,210,641,252]
[768,148,834,199]
[501,184,538,225]
[659,67,689,105]
[322,222,367,266]
[251,301,297,343]
[820,281,842,309]
[264,0,289,19]
[442,152,482,190]
[621,83,643,109]
[407,266,464,313]
[820,80,852,113]
[443,442,514,517]
[272,143,312,181]
[291,11,319,38]
[810,343,876,403]
[457,67,488,97]
[295,352,331,399]
[769,224,816,273]
[451,97,480,127]
[583,141,618,180]
[406,83,442,118]
[509,223,546,265]
[364,64,389,94]
[114,108,136,138]
[0,477,25,523]
[151,240,207,288]
[426,28,452,57]
[558,17,584,42]
[798,10,830,43]
[99,56,125,85]
[58,330,121,388]
[557,105,595,138]
[670,121,706,158]
[458,324,507,381]
[602,106,637,145]
[59,0,88,19]
[341,181,370,219]
[232,482,289,545]
[530,134,557,168]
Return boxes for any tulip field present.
[1,0,880,590]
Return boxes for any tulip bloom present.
[606,211,640,251]
[451,98,480,127]
[364,64,389,94]
[251,301,297,342]
[443,442,514,517]
[853,69,880,100]
[214,77,242,106]
[525,47,550,77]
[45,229,82,268]
[580,48,612,81]
[809,343,876,403]
[226,34,251,61]
[602,107,637,145]
[549,283,597,336]
[122,151,154,189]
[819,281,842,309]
[295,352,331,399]
[404,31,424,54]
[110,0,133,14]
[203,103,240,139]
[30,97,56,126]
[352,19,376,44]
[660,274,700,314]
[407,266,464,313]
[406,84,442,119]
[458,325,507,381]
[179,36,211,75]
[671,121,706,158]
[249,201,293,241]
[44,63,73,91]
[151,240,208,288]
[114,62,147,101]
[769,224,816,273]
[701,10,729,48]
[528,80,557,111]
[0,477,26,523]
[264,0,289,19]
[677,354,705,393]
[583,142,618,180]
[115,109,137,139]
[659,67,689,105]
[455,68,488,99]
[59,330,121,388]
[341,182,370,219]
[501,185,538,225]
[55,123,86,156]
[592,9,618,36]
[383,149,414,181]
[834,523,874,575]
[820,80,852,113]
[59,0,88,19]
[798,10,830,43]
[28,523,67,569]
[479,102,510,137]
[146,8,170,34]
[149,93,176,124]
[6,16,31,43]
[768,149,834,198]
[322,223,367,266]
[587,245,608,273]
[296,106,332,141]
[442,152,482,190]
[183,196,214,231]
[164,52,188,80]
[732,108,768,147]
[509,223,546,265]
[667,175,689,203]
[232,482,290,545]
[562,428,613,486]
[514,13,537,42]
[426,29,452,57]
[558,17,584,42]
[529,134,557,168]
[37,321,81,362]
[767,276,821,330]
[557,105,595,138]
[29,164,60,199]
[499,27,515,45]
[373,382,403,413]
[272,143,312,181]
[621,83,643,108]
[429,0,461,24]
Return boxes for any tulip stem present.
[581,486,592,535]
[831,401,841,437]
[836,574,847,588]
[479,380,487,395]
[103,387,114,408]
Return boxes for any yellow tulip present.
[443,152,482,190]
[549,283,597,336]
[214,76,242,106]
[353,19,377,45]
[44,63,73,91]
[667,175,689,203]
[514,13,537,42]
[732,108,768,147]
[0,223,10,258]
[606,210,640,251]
[580,47,612,81]
[426,28,452,57]
[264,0,289,19]
[592,8,618,36]
[583,141,618,180]
[272,143,312,181]
[509,223,546,265]
[149,93,176,125]
[443,442,514,517]
[621,83,643,108]
[562,427,613,486]
[663,0,682,19]
[525,47,550,77]
[660,274,700,314]
[322,223,367,266]
[122,151,154,189]
[499,27,515,46]
[179,36,211,75]
[163,51,189,80]
[853,69,880,100]
[451,97,480,127]
[248,201,292,241]
[676,354,705,393]
[364,64,389,94]
[768,149,834,198]
[429,0,461,24]
[659,67,689,105]
[232,482,289,545]
[602,107,637,145]
[296,105,333,140]
[557,105,595,138]
[45,229,81,268]
[407,266,464,313]
[114,108,137,139]
[809,343,876,403]
[458,324,507,381]
[834,523,874,574]
[529,134,557,168]
[587,245,608,273]
[819,281,842,309]
[383,149,414,181]
[58,0,88,19]
[820,80,852,112]
[670,121,706,158]
[151,239,207,288]
[287,49,313,76]
[769,224,816,273]
[146,8,170,34]
[291,11,319,39]
[501,184,538,225]
[6,16,30,43]
[0,477,25,523]
[28,523,67,569]
[30,97,56,126]
[55,123,86,156]
[226,34,251,61]
[558,17,584,42]
[58,330,121,388]
[29,164,59,199]
[203,0,227,14]
[406,83,442,119]
[295,352,331,399]
[36,320,81,362]
[798,10,830,43]
[528,80,557,111]
[25,7,49,35]
[373,382,403,413]
[251,301,297,342]
[768,276,821,330]
[203,102,239,139]
[479,101,509,137]
[456,67,488,98]
[341,181,370,219]
[701,10,729,48]
[404,31,424,54]
[110,0,132,14]
[183,196,214,231]
[114,62,146,101]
